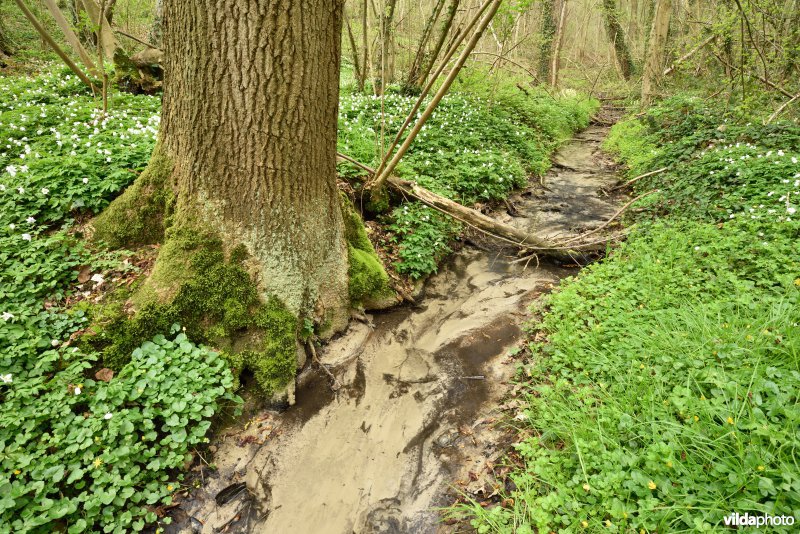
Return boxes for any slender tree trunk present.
[345,11,363,86]
[373,0,398,94]
[550,0,568,86]
[359,0,369,90]
[602,0,635,79]
[405,0,446,91]
[149,0,164,47]
[108,0,350,328]
[417,0,460,88]
[641,0,673,106]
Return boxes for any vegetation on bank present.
[338,68,597,278]
[0,67,596,532]
[459,95,800,532]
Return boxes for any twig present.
[113,27,160,49]
[609,167,667,191]
[764,92,800,125]
[307,341,341,392]
[337,152,375,174]
[558,190,658,245]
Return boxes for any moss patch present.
[341,195,395,306]
[85,229,299,397]
[91,147,175,249]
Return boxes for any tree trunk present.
[101,0,351,329]
[373,0,398,94]
[641,0,672,106]
[149,0,163,47]
[416,0,460,89]
[602,0,635,79]
[359,0,369,90]
[537,0,557,84]
[550,0,568,86]
[405,0,446,91]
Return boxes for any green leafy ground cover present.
[459,96,800,532]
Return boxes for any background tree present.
[641,0,672,105]
[601,0,634,79]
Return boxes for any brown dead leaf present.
[77,265,92,284]
[95,368,114,382]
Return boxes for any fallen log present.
[337,153,609,258]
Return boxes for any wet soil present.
[167,125,623,534]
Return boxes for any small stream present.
[169,125,623,533]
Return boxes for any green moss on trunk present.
[91,147,175,249]
[84,226,299,397]
[341,195,397,308]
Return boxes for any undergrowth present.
[338,68,598,278]
[457,96,800,532]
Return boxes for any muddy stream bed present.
[168,125,624,533]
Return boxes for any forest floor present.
[164,122,628,533]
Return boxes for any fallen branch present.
[609,167,667,191]
[558,190,658,245]
[663,34,716,77]
[341,152,609,259]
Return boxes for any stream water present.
[168,125,622,534]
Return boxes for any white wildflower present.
[103,412,113,420]
[0,374,12,384]
[21,233,31,241]
[1,312,14,321]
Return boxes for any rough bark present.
[107,0,350,330]
[641,0,672,106]
[602,0,635,80]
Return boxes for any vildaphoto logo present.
[723,512,796,527]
